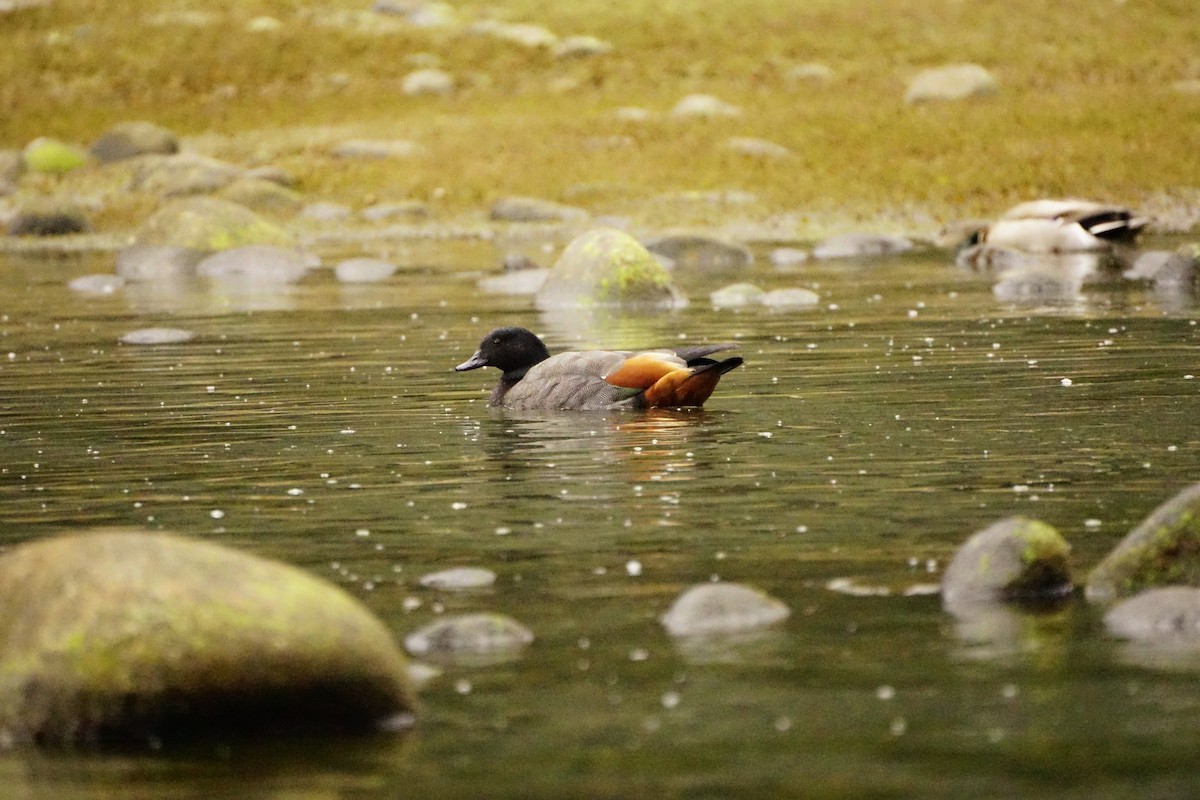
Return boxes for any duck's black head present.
[455,326,552,378]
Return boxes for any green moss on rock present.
[135,197,291,251]
[0,529,415,747]
[535,227,683,310]
[23,137,88,174]
[1086,483,1200,603]
[941,516,1073,610]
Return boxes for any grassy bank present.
[2,0,1199,231]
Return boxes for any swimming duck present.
[455,326,743,411]
[966,199,1149,253]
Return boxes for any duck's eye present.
[492,338,501,345]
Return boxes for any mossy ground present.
[3,0,1199,233]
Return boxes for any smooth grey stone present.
[661,583,790,637]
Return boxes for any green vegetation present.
[2,0,1198,230]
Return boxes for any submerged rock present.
[941,516,1073,610]
[115,245,203,281]
[812,233,913,259]
[905,63,998,103]
[136,197,292,250]
[90,121,179,163]
[334,257,399,283]
[660,583,790,637]
[196,244,317,283]
[119,328,197,345]
[0,530,416,746]
[710,282,765,308]
[418,567,497,591]
[644,234,753,270]
[1105,587,1200,643]
[68,274,125,295]
[535,227,683,310]
[1087,482,1200,603]
[404,613,533,664]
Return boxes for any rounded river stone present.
[0,530,416,746]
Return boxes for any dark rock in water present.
[404,613,533,665]
[136,197,292,250]
[535,227,684,310]
[1087,482,1200,603]
[1105,587,1200,643]
[660,583,789,637]
[90,121,179,164]
[490,195,588,223]
[130,154,244,197]
[941,516,1073,611]
[644,234,753,270]
[115,245,204,281]
[812,233,912,259]
[8,206,91,237]
[0,530,416,746]
[196,244,317,283]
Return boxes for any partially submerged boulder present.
[535,227,684,310]
[404,613,533,666]
[941,516,1073,611]
[0,530,416,746]
[136,197,291,250]
[1086,482,1200,603]
[660,583,790,637]
[1104,587,1200,643]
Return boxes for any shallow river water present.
[1,237,1199,798]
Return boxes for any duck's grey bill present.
[455,352,486,371]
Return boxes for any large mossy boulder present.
[941,516,1073,611]
[0,530,416,746]
[135,197,291,251]
[535,227,685,310]
[1086,482,1200,603]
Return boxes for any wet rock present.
[725,137,790,158]
[0,530,415,745]
[670,93,742,119]
[361,200,430,221]
[941,516,1073,610]
[404,613,533,665]
[90,121,179,164]
[553,35,612,59]
[1150,245,1200,293]
[490,195,588,223]
[993,265,1087,305]
[418,567,497,591]
[905,63,998,103]
[334,257,399,283]
[196,244,317,283]
[130,154,244,197]
[120,328,197,345]
[217,177,303,213]
[401,67,455,96]
[1087,482,1200,603]
[769,247,809,267]
[762,287,820,309]
[478,268,549,295]
[1122,250,1174,282]
[23,137,88,174]
[710,282,765,308]
[471,20,558,48]
[332,139,424,160]
[136,197,292,250]
[660,583,790,637]
[7,204,91,237]
[67,274,125,295]
[786,62,835,85]
[955,243,1030,273]
[812,233,913,259]
[535,227,684,310]
[644,234,753,270]
[1105,587,1200,643]
[115,245,203,281]
[300,201,353,222]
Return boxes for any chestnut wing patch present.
[603,352,688,390]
